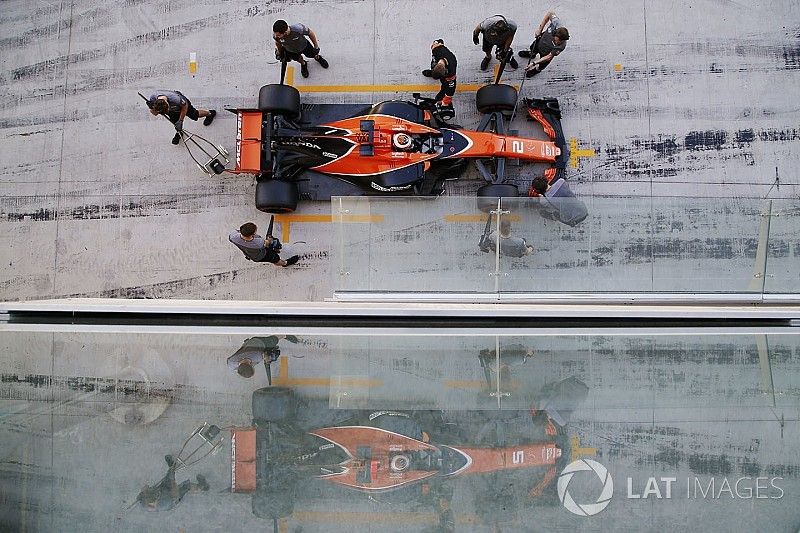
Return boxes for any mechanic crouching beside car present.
[422,39,457,119]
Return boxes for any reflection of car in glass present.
[231,384,582,524]
[229,83,571,213]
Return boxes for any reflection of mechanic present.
[531,376,589,426]
[136,455,208,511]
[479,344,535,390]
[147,90,216,145]
[422,39,457,117]
[227,335,299,378]
[473,15,519,72]
[421,483,455,533]
[272,20,329,79]
[480,219,535,257]
[229,222,299,267]
[530,176,588,227]
[519,11,570,78]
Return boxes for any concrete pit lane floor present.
[0,0,799,302]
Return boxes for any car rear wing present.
[524,98,569,182]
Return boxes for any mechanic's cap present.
[434,39,444,45]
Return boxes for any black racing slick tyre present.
[255,179,299,214]
[258,84,301,119]
[252,387,293,423]
[476,183,519,213]
[476,84,518,114]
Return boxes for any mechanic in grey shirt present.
[519,11,570,77]
[147,90,215,145]
[229,222,299,266]
[484,219,535,258]
[272,19,329,78]
[473,15,519,71]
[227,335,299,378]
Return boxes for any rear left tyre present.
[255,179,299,213]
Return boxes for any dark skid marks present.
[64,269,245,299]
[622,237,760,262]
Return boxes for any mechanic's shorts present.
[284,41,318,62]
[482,38,503,55]
[167,92,200,122]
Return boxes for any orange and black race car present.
[229,83,570,213]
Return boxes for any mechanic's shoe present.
[480,56,491,71]
[196,474,209,491]
[283,255,300,267]
[202,110,216,126]
[422,69,434,78]
[300,62,309,78]
[171,133,181,145]
[315,55,329,68]
[525,66,540,78]
[508,56,519,70]
[285,334,300,343]
[518,49,532,58]
[165,455,176,467]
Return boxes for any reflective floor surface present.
[1,327,799,532]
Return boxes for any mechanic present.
[136,455,209,511]
[146,90,215,145]
[473,15,519,72]
[229,222,299,267]
[519,11,570,78]
[272,19,329,78]
[530,176,588,226]
[480,219,535,257]
[227,335,299,378]
[422,39,457,117]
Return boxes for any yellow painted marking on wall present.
[271,356,381,388]
[569,138,596,168]
[189,52,197,74]
[278,520,287,533]
[285,65,294,86]
[273,214,383,242]
[445,214,522,223]
[614,63,623,72]
[570,435,597,461]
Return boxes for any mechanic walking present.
[272,19,329,78]
[146,90,216,145]
[519,11,570,78]
[473,15,519,71]
[229,222,299,267]
[422,39,457,118]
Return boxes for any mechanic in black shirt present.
[422,39,457,117]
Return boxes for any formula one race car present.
[231,386,579,524]
[230,82,569,213]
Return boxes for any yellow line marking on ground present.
[272,356,381,388]
[292,511,481,525]
[285,64,516,93]
[445,214,522,223]
[614,63,623,72]
[273,214,383,242]
[443,379,520,390]
[569,138,596,168]
[570,435,597,461]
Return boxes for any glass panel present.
[335,196,795,295]
[764,199,800,294]
[3,327,799,531]
[334,196,496,293]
